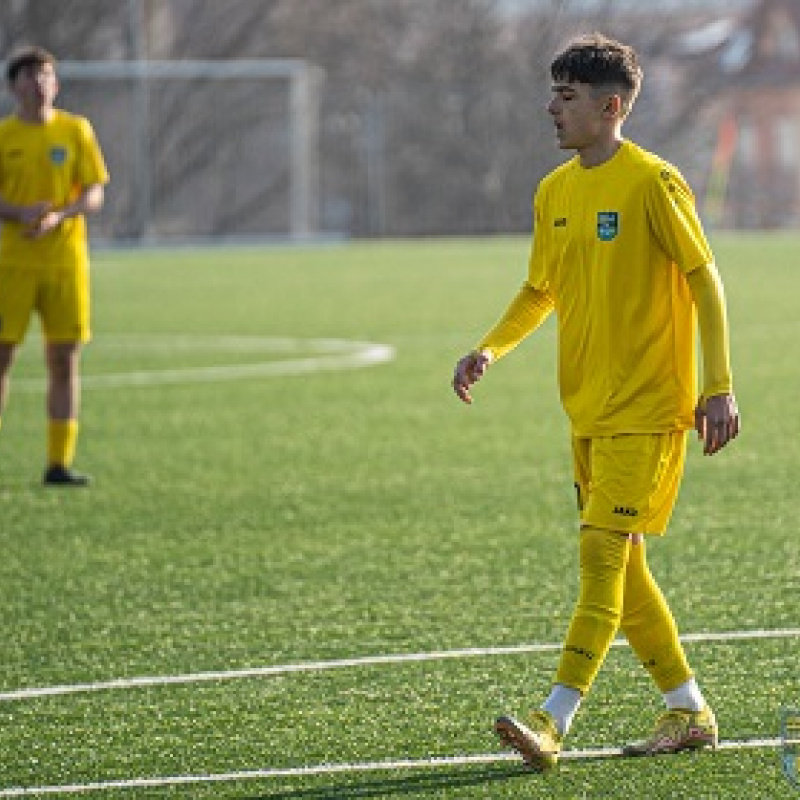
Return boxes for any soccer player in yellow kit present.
[453,34,740,770]
[0,46,109,486]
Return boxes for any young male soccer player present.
[452,33,740,770]
[0,46,109,486]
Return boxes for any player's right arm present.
[0,145,50,226]
[453,187,555,405]
[452,349,493,404]
[452,282,554,404]
[0,195,51,226]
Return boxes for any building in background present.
[671,0,800,228]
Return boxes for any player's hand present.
[24,207,63,238]
[452,350,491,404]
[694,392,740,455]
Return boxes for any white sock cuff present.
[664,677,705,712]
[542,683,582,736]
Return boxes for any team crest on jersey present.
[49,146,67,165]
[597,211,619,241]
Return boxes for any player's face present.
[547,81,607,151]
[12,62,58,117]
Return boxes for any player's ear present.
[602,94,622,118]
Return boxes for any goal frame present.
[59,59,322,241]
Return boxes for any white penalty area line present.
[0,739,784,797]
[1,627,797,703]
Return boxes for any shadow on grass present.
[245,764,532,799]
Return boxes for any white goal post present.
[58,59,323,242]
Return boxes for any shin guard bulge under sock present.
[555,526,631,694]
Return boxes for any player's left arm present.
[27,116,108,239]
[646,167,740,455]
[685,262,740,455]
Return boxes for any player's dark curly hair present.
[5,45,56,83]
[551,33,643,113]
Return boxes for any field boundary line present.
[1,627,797,703]
[0,738,783,797]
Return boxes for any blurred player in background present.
[453,33,739,770]
[0,45,109,486]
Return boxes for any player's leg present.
[620,431,717,754]
[549,435,646,723]
[555,526,631,691]
[621,537,717,755]
[622,537,694,696]
[496,436,635,769]
[40,266,90,486]
[44,340,87,484]
[0,265,35,438]
[0,342,18,424]
[495,523,632,770]
[496,524,633,769]
[46,339,82,420]
[620,431,692,692]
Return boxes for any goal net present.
[38,60,322,243]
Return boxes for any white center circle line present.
[11,335,396,391]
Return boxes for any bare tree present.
[0,0,735,238]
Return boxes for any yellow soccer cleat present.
[623,705,718,756]
[495,709,562,771]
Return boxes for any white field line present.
[0,629,793,797]
[12,337,396,391]
[0,739,784,797]
[1,627,797,703]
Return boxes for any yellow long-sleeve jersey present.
[480,140,731,437]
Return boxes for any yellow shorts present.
[572,431,687,535]
[0,264,90,344]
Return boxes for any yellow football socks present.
[47,419,78,468]
[555,526,631,694]
[553,527,695,706]
[621,538,693,692]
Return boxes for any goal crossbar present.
[58,59,310,80]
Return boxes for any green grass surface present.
[0,235,797,798]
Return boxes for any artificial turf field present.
[0,234,797,798]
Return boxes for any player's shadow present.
[244,763,530,798]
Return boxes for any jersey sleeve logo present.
[49,146,68,165]
[597,211,619,241]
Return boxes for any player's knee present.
[0,343,16,373]
[579,525,631,573]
